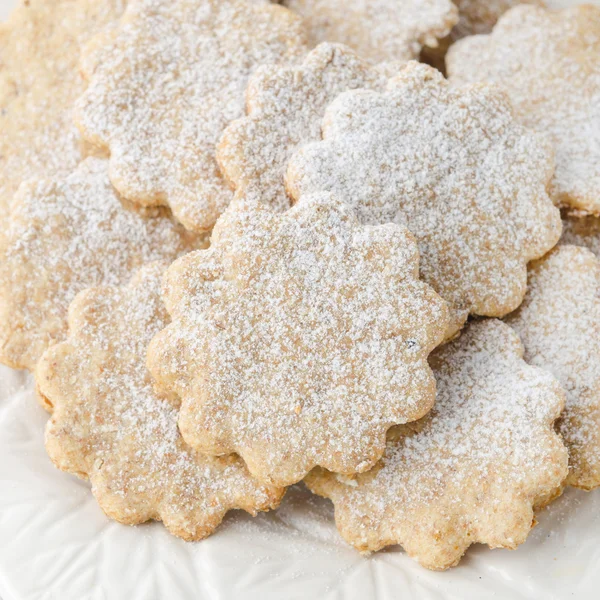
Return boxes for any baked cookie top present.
[306,319,568,570]
[37,263,283,541]
[507,245,600,491]
[218,43,386,213]
[0,158,198,371]
[282,0,457,69]
[75,0,308,232]
[148,193,449,487]
[286,62,561,337]
[447,5,600,213]
[0,0,125,217]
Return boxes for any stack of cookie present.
[0,0,598,571]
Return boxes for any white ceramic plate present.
[1,1,600,598]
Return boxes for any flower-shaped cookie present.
[447,5,600,213]
[37,263,283,540]
[306,319,568,570]
[0,0,125,217]
[282,0,457,69]
[148,193,449,487]
[75,0,307,232]
[286,62,561,337]
[0,158,198,372]
[217,43,385,213]
[507,246,600,490]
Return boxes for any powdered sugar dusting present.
[0,158,199,371]
[37,262,282,540]
[282,0,457,70]
[286,62,561,337]
[507,245,600,490]
[306,319,568,570]
[218,43,387,212]
[560,213,600,257]
[75,0,308,232]
[148,193,449,487]
[447,4,600,213]
[0,0,126,217]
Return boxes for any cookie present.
[147,193,449,487]
[447,5,600,214]
[506,245,600,490]
[305,319,568,570]
[217,43,385,213]
[281,0,457,70]
[0,158,199,372]
[0,0,125,219]
[286,62,561,338]
[74,0,308,232]
[37,263,283,540]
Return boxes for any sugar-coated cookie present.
[75,0,308,232]
[148,193,449,487]
[286,62,561,337]
[282,0,457,70]
[306,319,568,570]
[37,263,284,540]
[218,43,386,212]
[507,245,600,490]
[447,5,600,213]
[0,158,198,372]
[0,0,125,222]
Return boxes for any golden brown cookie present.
[0,0,125,218]
[75,0,308,232]
[506,245,600,490]
[281,0,457,70]
[0,158,198,372]
[148,193,449,487]
[37,263,283,540]
[447,5,600,213]
[286,62,561,338]
[306,319,568,570]
[217,43,386,212]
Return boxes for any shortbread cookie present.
[286,62,561,337]
[148,193,449,487]
[75,0,307,232]
[560,214,600,258]
[37,263,283,540]
[282,0,457,69]
[0,158,198,372]
[507,246,600,490]
[218,43,385,212]
[447,5,600,213]
[306,319,568,570]
[0,0,125,217]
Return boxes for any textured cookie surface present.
[447,5,600,213]
[0,158,198,372]
[75,0,307,232]
[37,263,283,540]
[0,0,125,217]
[306,319,568,570]
[282,0,457,69]
[507,246,600,490]
[218,43,386,212]
[286,62,561,337]
[148,193,449,487]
